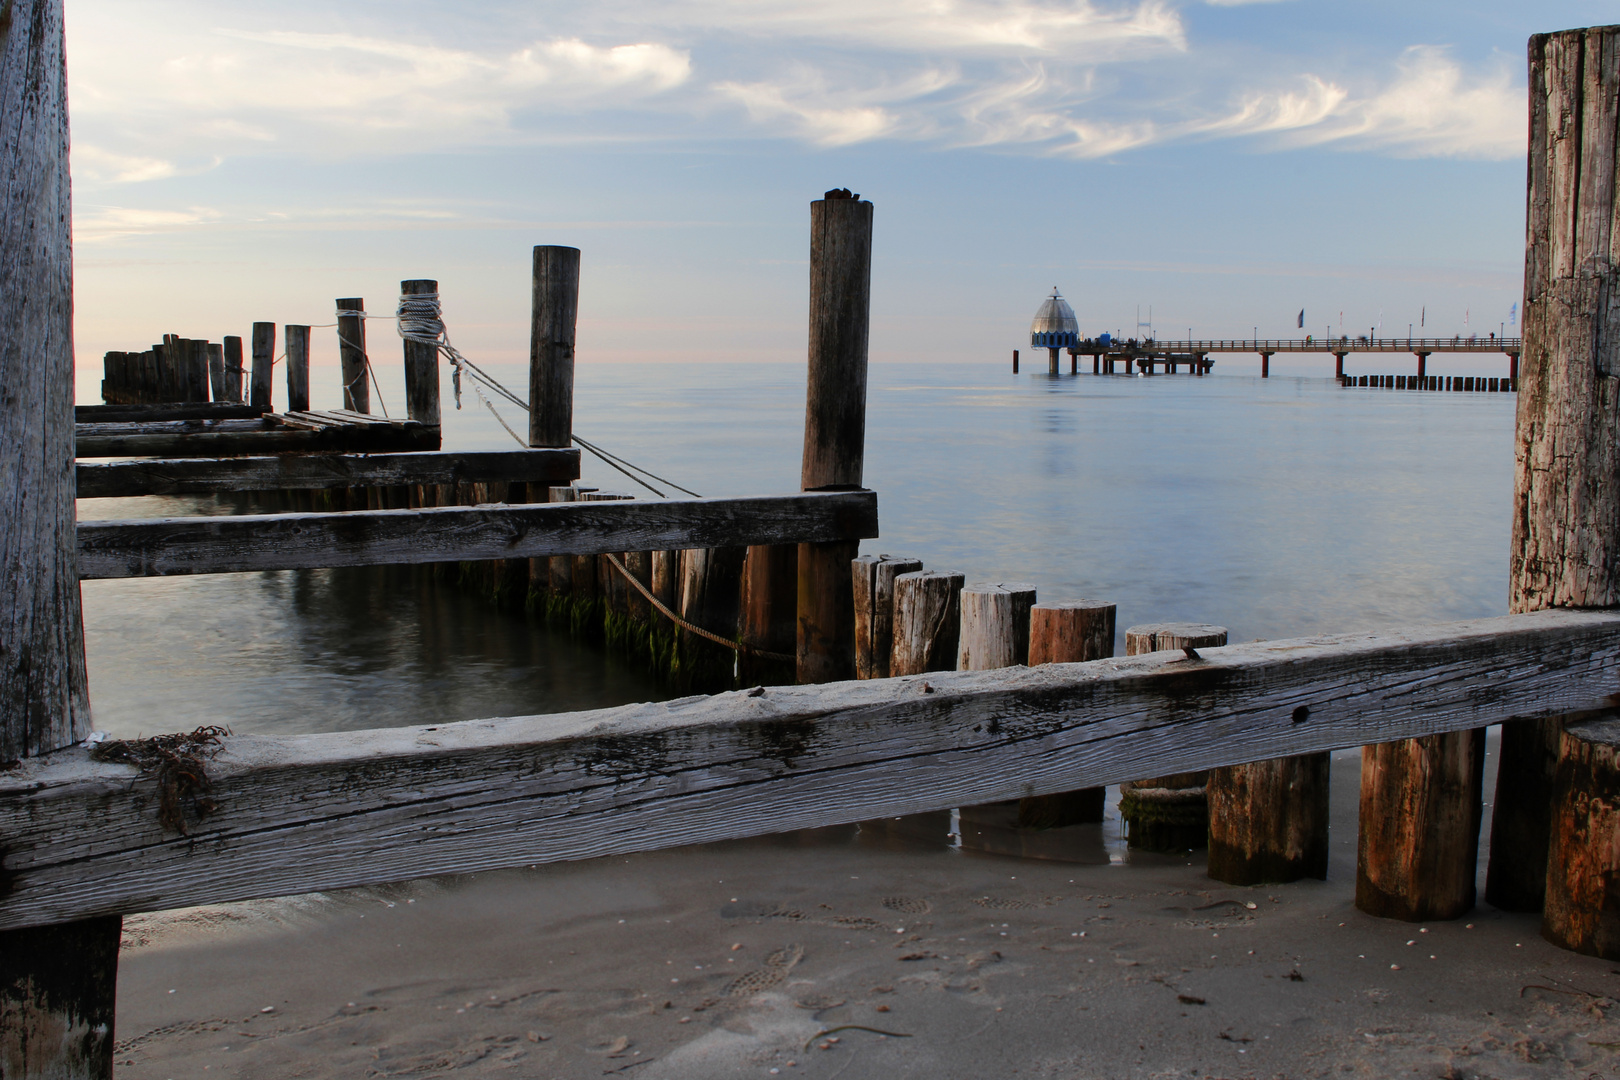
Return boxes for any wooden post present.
[285,325,311,412]
[187,338,210,402]
[890,570,963,676]
[798,191,872,684]
[336,298,369,413]
[852,554,921,679]
[676,546,746,692]
[530,247,579,448]
[1543,717,1620,957]
[1356,730,1485,921]
[1120,623,1227,851]
[1208,754,1331,885]
[401,278,441,425]
[957,582,1037,671]
[1260,351,1271,378]
[251,321,275,411]
[1488,25,1620,916]
[206,342,225,402]
[740,545,797,686]
[1012,348,1019,373]
[0,3,119,1074]
[223,335,245,403]
[1024,600,1117,824]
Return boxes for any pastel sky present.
[65,0,1614,396]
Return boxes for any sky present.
[65,0,1620,396]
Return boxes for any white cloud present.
[74,205,223,243]
[73,146,182,185]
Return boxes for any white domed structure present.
[1030,288,1079,350]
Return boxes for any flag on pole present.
[1297,309,1304,328]
[1421,306,1425,328]
[1510,302,1518,327]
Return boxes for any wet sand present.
[114,742,1620,1079]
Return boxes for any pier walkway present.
[1036,336,1523,380]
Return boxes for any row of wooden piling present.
[102,325,310,410]
[1343,373,1516,392]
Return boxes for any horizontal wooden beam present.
[1,609,1616,930]
[76,403,266,423]
[75,420,439,458]
[76,449,582,499]
[75,491,879,578]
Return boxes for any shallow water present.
[80,362,1515,737]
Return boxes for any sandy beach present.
[111,743,1620,1080]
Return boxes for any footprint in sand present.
[881,897,933,915]
[723,944,805,997]
[972,896,1049,911]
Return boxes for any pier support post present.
[1259,351,1272,378]
[251,321,276,411]
[1209,754,1330,885]
[336,298,370,413]
[530,247,580,448]
[852,555,922,679]
[0,2,118,1074]
[740,544,797,686]
[1092,354,1099,374]
[223,335,245,403]
[1047,347,1060,375]
[890,570,964,676]
[1508,349,1520,388]
[402,279,442,426]
[285,325,311,412]
[1012,348,1018,373]
[1334,352,1346,379]
[798,191,872,684]
[1490,25,1620,916]
[1415,351,1429,381]
[1543,718,1620,957]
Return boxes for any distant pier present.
[1017,335,1524,382]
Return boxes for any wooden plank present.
[74,421,439,459]
[74,403,265,423]
[75,491,878,578]
[76,449,582,499]
[1,609,1616,932]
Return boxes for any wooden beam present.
[76,449,582,499]
[75,491,879,578]
[1,609,1615,931]
[75,403,266,423]
[74,420,439,458]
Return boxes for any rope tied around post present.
[602,553,793,663]
[333,304,390,418]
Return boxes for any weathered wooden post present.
[401,278,441,425]
[1489,25,1620,915]
[957,582,1037,670]
[251,321,276,411]
[890,570,964,676]
[530,247,579,448]
[798,189,872,684]
[1357,732,1484,920]
[852,554,921,679]
[223,334,245,403]
[1208,754,1330,885]
[1543,718,1620,956]
[206,342,226,401]
[336,298,370,413]
[0,2,120,1074]
[740,544,797,686]
[285,324,311,412]
[1023,599,1117,825]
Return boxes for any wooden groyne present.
[12,15,1620,1075]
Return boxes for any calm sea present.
[79,362,1516,738]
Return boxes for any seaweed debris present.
[90,726,229,834]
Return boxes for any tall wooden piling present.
[251,321,276,411]
[286,325,311,412]
[402,278,441,425]
[852,554,922,679]
[336,298,370,413]
[890,570,964,676]
[223,335,245,403]
[1490,24,1620,915]
[530,247,580,448]
[798,190,872,684]
[0,3,119,1073]
[206,342,226,402]
[186,338,210,402]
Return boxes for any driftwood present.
[0,609,1615,932]
[76,449,581,498]
[76,491,879,579]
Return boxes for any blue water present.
[79,363,1516,737]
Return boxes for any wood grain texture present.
[1207,753,1330,885]
[76,449,581,499]
[222,335,244,403]
[207,342,226,402]
[529,247,579,448]
[1356,730,1485,921]
[401,279,440,425]
[285,325,310,413]
[1496,26,1620,916]
[852,555,921,679]
[0,916,121,1078]
[74,403,263,423]
[1029,601,1115,666]
[1542,717,1620,958]
[74,419,439,458]
[250,322,275,411]
[957,583,1037,671]
[890,570,964,676]
[801,195,872,491]
[75,491,878,579]
[336,298,369,414]
[0,0,88,761]
[1,609,1617,931]
[741,544,797,685]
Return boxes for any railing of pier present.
[1082,337,1523,353]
